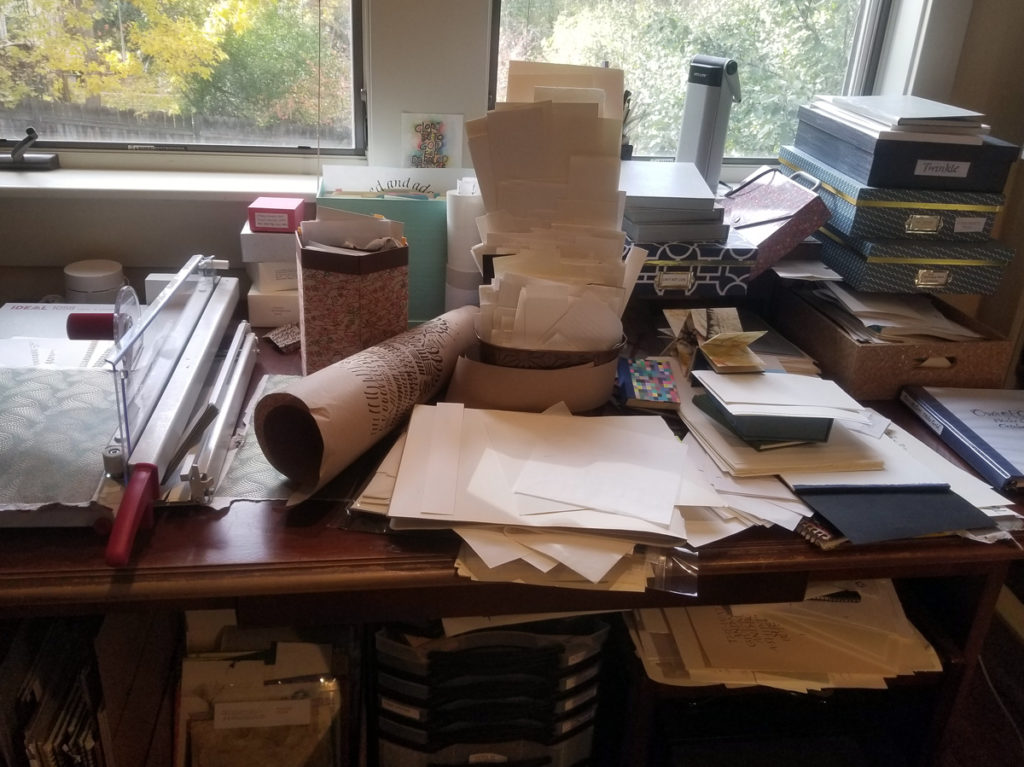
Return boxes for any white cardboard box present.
[245,261,298,292]
[247,285,299,327]
[240,221,300,263]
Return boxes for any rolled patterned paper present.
[254,305,479,504]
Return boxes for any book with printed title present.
[900,385,1024,493]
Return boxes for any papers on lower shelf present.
[803,283,984,344]
[627,579,941,693]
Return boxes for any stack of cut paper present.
[466,62,647,355]
[678,375,886,478]
[681,433,814,537]
[691,369,871,447]
[674,366,1016,544]
[627,579,942,693]
[357,402,746,590]
[349,395,1018,584]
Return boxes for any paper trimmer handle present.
[105,463,159,567]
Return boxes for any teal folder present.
[316,193,447,324]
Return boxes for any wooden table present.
[0,343,1020,766]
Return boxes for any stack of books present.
[779,94,1018,297]
[619,160,728,242]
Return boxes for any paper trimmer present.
[0,255,256,564]
[102,255,256,566]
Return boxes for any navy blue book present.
[900,385,1024,493]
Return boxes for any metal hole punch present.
[0,126,60,171]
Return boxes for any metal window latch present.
[0,126,60,171]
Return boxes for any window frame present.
[0,0,972,177]
[0,0,367,171]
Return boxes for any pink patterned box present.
[296,234,409,375]
[719,166,829,278]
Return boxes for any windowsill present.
[0,167,321,201]
[0,147,371,200]
[0,160,767,203]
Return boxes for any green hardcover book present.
[692,391,833,445]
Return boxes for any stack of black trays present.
[373,615,609,767]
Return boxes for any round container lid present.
[64,259,124,293]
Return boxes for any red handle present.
[66,312,115,340]
[105,463,159,567]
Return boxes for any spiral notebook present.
[795,514,849,550]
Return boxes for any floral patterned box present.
[296,231,409,375]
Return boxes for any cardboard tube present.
[254,305,479,503]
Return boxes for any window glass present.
[0,0,358,152]
[498,0,868,159]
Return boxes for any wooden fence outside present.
[1,100,351,147]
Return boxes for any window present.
[496,0,886,160]
[0,0,363,155]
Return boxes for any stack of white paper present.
[385,403,693,589]
[348,376,1021,591]
[467,66,648,354]
[678,387,886,478]
[628,579,941,693]
[351,401,766,590]
[691,369,872,425]
[682,434,813,534]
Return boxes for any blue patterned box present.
[816,225,1013,294]
[780,145,1004,242]
[630,229,758,298]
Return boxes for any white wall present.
[364,0,492,168]
[875,0,973,99]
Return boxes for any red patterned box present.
[719,166,829,278]
[296,231,409,375]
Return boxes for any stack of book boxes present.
[372,616,609,767]
[779,95,1018,295]
[241,196,306,327]
[769,94,1021,399]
